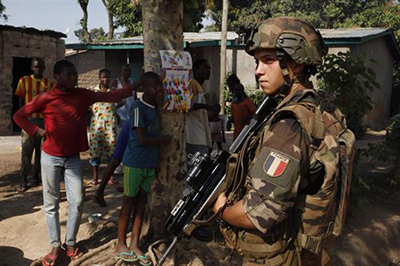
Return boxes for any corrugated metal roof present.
[319,28,388,39]
[65,28,398,58]
[76,31,239,46]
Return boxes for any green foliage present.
[338,4,400,41]
[109,0,143,37]
[0,0,7,21]
[207,0,398,40]
[361,114,400,163]
[75,27,108,43]
[316,51,380,139]
[105,0,207,37]
[350,146,397,208]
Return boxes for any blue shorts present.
[113,123,130,161]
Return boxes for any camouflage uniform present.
[222,86,324,266]
[220,17,337,266]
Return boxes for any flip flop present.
[137,254,152,266]
[66,246,83,260]
[42,253,58,266]
[115,250,138,262]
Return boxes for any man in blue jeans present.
[13,60,140,266]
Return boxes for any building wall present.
[105,49,144,81]
[227,48,258,89]
[351,38,394,127]
[0,30,65,135]
[68,50,106,89]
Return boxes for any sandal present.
[66,245,83,260]
[42,253,58,266]
[137,254,152,266]
[90,180,100,186]
[115,250,138,262]
[18,183,30,193]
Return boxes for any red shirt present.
[13,86,133,157]
[231,97,256,140]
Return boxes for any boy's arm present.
[13,95,45,136]
[135,127,171,146]
[89,81,141,104]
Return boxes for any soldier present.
[213,17,337,266]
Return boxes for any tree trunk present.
[219,0,228,113]
[142,0,185,240]
[78,0,92,42]
[101,0,114,40]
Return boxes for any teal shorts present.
[123,166,155,197]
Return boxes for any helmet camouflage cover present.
[246,16,328,65]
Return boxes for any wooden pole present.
[219,0,228,114]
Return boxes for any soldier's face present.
[255,49,285,96]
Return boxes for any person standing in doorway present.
[15,57,55,192]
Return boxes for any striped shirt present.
[15,75,55,118]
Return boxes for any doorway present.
[12,57,32,132]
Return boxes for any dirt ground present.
[1,131,400,266]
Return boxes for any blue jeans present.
[41,151,84,247]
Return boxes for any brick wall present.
[0,30,65,135]
[67,50,106,89]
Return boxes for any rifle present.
[155,96,277,266]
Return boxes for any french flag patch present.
[263,151,290,178]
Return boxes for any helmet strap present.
[276,50,293,97]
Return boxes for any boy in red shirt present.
[13,60,140,266]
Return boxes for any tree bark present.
[142,0,185,240]
[101,0,114,40]
[219,0,228,113]
[78,0,92,42]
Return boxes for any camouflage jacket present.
[243,85,323,234]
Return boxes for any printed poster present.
[160,50,192,112]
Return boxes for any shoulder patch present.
[250,147,300,191]
[263,151,290,177]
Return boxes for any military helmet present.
[246,17,327,65]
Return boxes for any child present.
[93,122,130,207]
[13,60,140,266]
[89,68,118,185]
[208,104,226,151]
[115,72,171,265]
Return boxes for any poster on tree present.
[159,50,192,112]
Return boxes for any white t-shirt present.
[115,78,135,126]
[185,79,211,147]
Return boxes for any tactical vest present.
[221,88,355,265]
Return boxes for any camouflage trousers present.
[20,118,44,181]
[242,246,299,266]
[300,235,334,266]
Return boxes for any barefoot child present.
[13,60,140,266]
[115,72,171,265]
[93,122,130,207]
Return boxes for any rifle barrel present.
[155,236,179,266]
